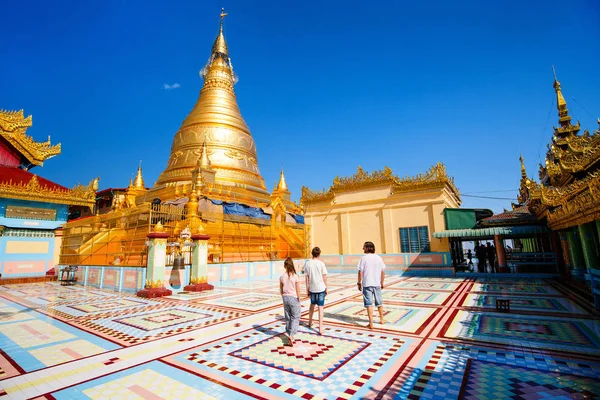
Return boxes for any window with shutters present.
[399,226,430,253]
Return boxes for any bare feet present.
[365,324,374,330]
[289,336,294,347]
[380,320,386,325]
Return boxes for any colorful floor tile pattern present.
[0,274,598,399]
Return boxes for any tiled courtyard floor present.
[0,275,599,399]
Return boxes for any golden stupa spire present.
[277,169,288,191]
[133,162,145,189]
[155,8,268,200]
[552,66,572,128]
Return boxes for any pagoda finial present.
[133,162,145,189]
[211,8,229,57]
[277,169,288,191]
[520,155,527,179]
[220,8,228,32]
[552,66,571,127]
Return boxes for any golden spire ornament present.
[552,66,571,128]
[133,161,145,189]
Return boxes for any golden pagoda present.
[150,8,269,204]
[59,10,308,267]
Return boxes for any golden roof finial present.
[133,161,145,189]
[277,169,288,191]
[520,154,527,179]
[552,66,571,127]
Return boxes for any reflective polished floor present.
[0,274,598,399]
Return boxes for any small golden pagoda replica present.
[60,10,307,267]
[517,68,600,281]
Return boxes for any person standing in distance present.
[304,246,328,335]
[357,241,386,329]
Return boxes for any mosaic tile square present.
[463,359,600,399]
[52,362,243,400]
[164,322,410,399]
[406,277,466,283]
[0,320,75,348]
[79,304,245,345]
[322,301,437,334]
[199,293,285,311]
[29,339,106,367]
[83,368,216,399]
[229,331,369,380]
[0,306,36,324]
[470,282,560,295]
[46,298,157,318]
[114,309,213,331]
[164,288,240,301]
[462,293,588,314]
[380,290,451,305]
[445,310,600,352]
[388,281,460,291]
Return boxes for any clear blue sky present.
[3,0,599,213]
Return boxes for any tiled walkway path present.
[0,275,599,399]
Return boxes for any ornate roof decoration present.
[517,72,600,229]
[479,205,538,227]
[300,186,335,205]
[301,163,460,205]
[0,109,61,167]
[0,168,98,209]
[391,162,460,196]
[539,70,600,186]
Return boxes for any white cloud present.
[163,83,181,90]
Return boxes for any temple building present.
[518,71,600,284]
[301,163,461,264]
[59,10,307,271]
[0,110,96,279]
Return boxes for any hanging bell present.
[172,255,185,270]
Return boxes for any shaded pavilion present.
[433,207,554,273]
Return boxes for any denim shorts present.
[363,286,383,307]
[309,291,326,306]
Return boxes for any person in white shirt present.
[357,241,386,329]
[304,246,328,335]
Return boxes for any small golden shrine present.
[59,10,308,267]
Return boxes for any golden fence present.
[59,203,309,267]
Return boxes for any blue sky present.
[2,0,599,213]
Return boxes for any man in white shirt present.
[304,246,328,335]
[357,241,386,329]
